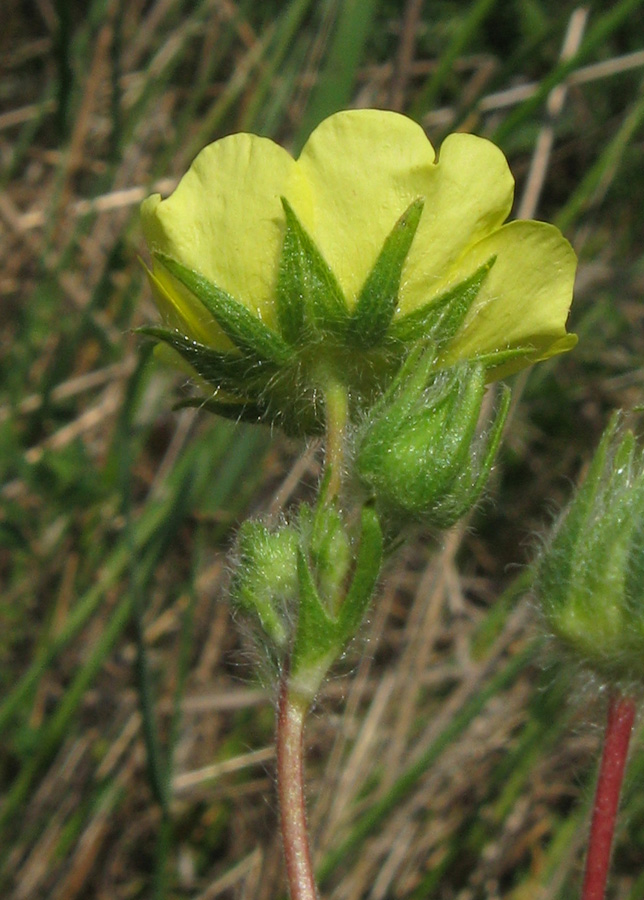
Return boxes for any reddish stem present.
[276,677,318,900]
[581,692,636,900]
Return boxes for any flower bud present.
[355,349,510,529]
[229,501,383,698]
[535,413,644,684]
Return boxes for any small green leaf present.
[291,506,382,696]
[139,326,274,398]
[155,253,294,366]
[279,198,350,339]
[310,500,352,615]
[346,199,424,349]
[291,546,339,676]
[337,506,383,641]
[389,256,496,345]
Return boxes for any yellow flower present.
[141,109,576,433]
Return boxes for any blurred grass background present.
[2,0,644,898]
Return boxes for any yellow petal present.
[293,109,436,306]
[399,133,515,316]
[293,112,514,310]
[141,109,576,390]
[141,133,308,327]
[143,260,227,347]
[441,220,577,367]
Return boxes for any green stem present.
[323,377,349,501]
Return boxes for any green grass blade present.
[294,0,379,151]
[409,0,499,120]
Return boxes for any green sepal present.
[389,256,496,346]
[471,384,511,496]
[138,326,274,398]
[435,366,488,484]
[279,198,350,340]
[624,474,644,650]
[358,341,438,441]
[175,387,325,436]
[154,252,294,366]
[363,363,485,518]
[387,342,439,414]
[472,345,534,374]
[346,199,424,350]
[276,203,305,346]
[429,382,511,528]
[550,416,623,584]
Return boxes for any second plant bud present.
[356,350,511,530]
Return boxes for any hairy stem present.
[277,677,318,900]
[581,691,636,900]
[323,377,348,501]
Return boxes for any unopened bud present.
[536,413,644,684]
[356,350,510,529]
[230,500,382,698]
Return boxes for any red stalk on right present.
[581,692,636,900]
